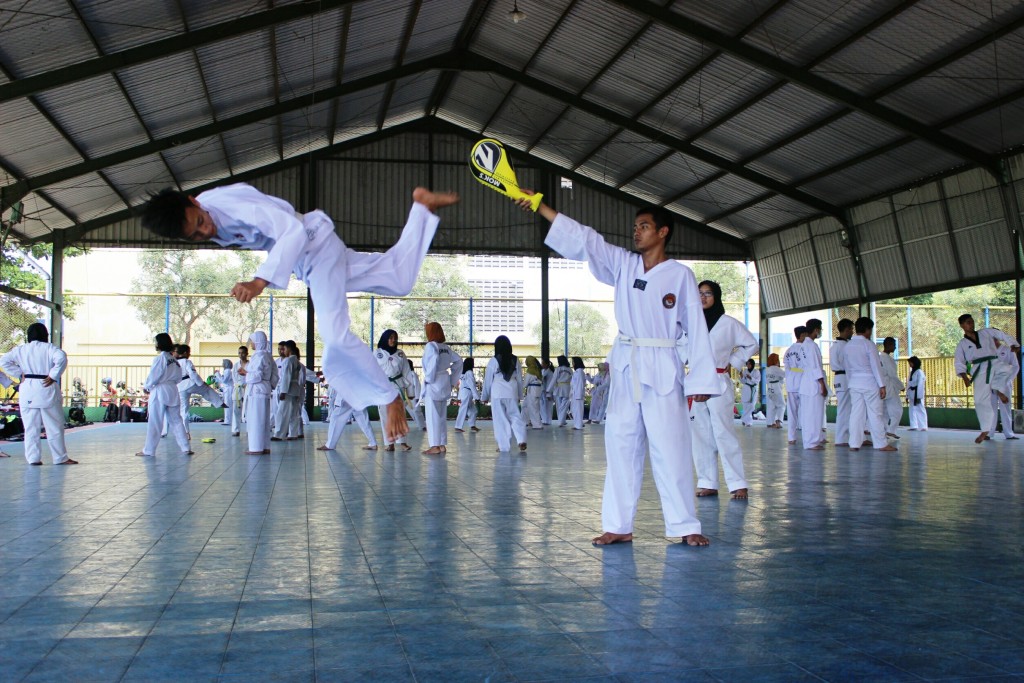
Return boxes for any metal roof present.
[1,0,1023,301]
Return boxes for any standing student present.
[317,386,377,452]
[373,330,412,451]
[799,319,827,450]
[406,359,426,431]
[421,322,461,455]
[879,337,905,438]
[136,333,191,459]
[217,359,234,428]
[482,336,527,452]
[242,330,277,455]
[552,356,573,426]
[953,313,1018,444]
[522,356,545,429]
[764,353,785,428]
[515,190,719,547]
[540,359,554,425]
[455,358,480,432]
[273,341,301,441]
[783,327,807,444]
[0,323,77,465]
[831,319,853,446]
[846,318,897,452]
[990,339,1019,439]
[141,184,458,445]
[906,356,928,431]
[587,362,610,424]
[739,359,760,427]
[691,280,757,500]
[570,357,587,429]
[230,345,248,436]
[167,344,224,438]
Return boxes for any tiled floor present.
[1,418,1023,682]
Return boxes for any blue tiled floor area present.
[1,419,1023,682]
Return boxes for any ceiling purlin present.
[424,0,493,117]
[704,190,775,224]
[327,6,354,147]
[376,0,424,132]
[269,3,284,162]
[608,0,997,172]
[663,171,727,206]
[573,0,793,174]
[0,0,369,104]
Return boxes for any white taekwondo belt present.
[616,333,679,402]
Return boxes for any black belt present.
[833,370,846,375]
[23,374,49,380]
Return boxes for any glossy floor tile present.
[1,419,1023,682]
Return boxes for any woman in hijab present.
[421,322,461,455]
[587,362,610,424]
[690,280,757,500]
[373,329,412,451]
[482,336,527,451]
[136,332,190,458]
[764,353,785,429]
[552,355,573,426]
[243,330,278,455]
[455,357,480,432]
[570,357,587,429]
[522,356,544,429]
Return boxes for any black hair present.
[746,359,755,369]
[286,340,300,360]
[141,188,193,240]
[495,336,517,381]
[636,206,674,244]
[407,359,415,371]
[572,356,585,370]
[463,357,474,372]
[794,326,806,339]
[837,318,853,334]
[805,319,822,335]
[26,323,48,343]
[698,280,725,330]
[557,355,570,368]
[908,356,921,370]
[176,344,190,356]
[854,317,874,334]
[155,333,175,352]
[883,336,896,347]
[958,313,973,325]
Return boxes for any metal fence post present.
[370,296,375,345]
[164,293,170,333]
[469,297,474,355]
[906,306,913,356]
[269,293,274,342]
[564,298,569,357]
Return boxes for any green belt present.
[971,355,998,383]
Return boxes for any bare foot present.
[731,488,748,500]
[384,397,409,443]
[245,450,262,455]
[470,426,480,432]
[0,452,9,457]
[849,447,860,451]
[788,440,796,444]
[385,444,395,452]
[455,428,464,433]
[806,445,825,451]
[879,445,898,451]
[400,443,412,451]
[316,445,334,451]
[134,452,152,457]
[592,532,632,546]
[696,488,718,497]
[682,534,710,546]
[998,391,1010,404]
[56,459,79,465]
[413,187,460,213]
[422,446,443,455]
[975,431,989,444]
[363,445,378,450]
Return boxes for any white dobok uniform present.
[989,344,1019,437]
[845,335,890,450]
[141,350,190,456]
[541,367,554,424]
[691,315,756,493]
[455,369,479,430]
[200,183,438,413]
[217,363,233,428]
[405,366,426,430]
[739,367,760,426]
[522,370,544,429]
[798,337,826,449]
[954,328,1018,437]
[422,341,461,448]
[831,338,851,445]
[245,332,278,452]
[273,355,302,439]
[324,386,376,449]
[764,366,786,424]
[783,341,804,442]
[879,352,905,434]
[483,357,527,451]
[588,371,610,423]
[906,367,928,431]
[1,341,71,464]
[570,368,587,429]
[551,366,572,425]
[230,358,248,435]
[168,357,221,437]
[545,213,720,538]
[373,347,411,446]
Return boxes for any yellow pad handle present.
[470,138,543,211]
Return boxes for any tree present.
[391,256,476,343]
[1,241,83,347]
[533,302,610,359]
[690,261,747,303]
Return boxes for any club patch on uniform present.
[633,279,647,291]
[662,293,676,309]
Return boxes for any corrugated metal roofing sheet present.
[743,0,886,66]
[943,101,1024,155]
[104,154,179,206]
[469,0,575,72]
[76,0,182,54]
[15,192,69,238]
[850,201,910,297]
[163,137,229,188]
[752,233,794,313]
[384,72,440,127]
[404,0,463,63]
[198,32,275,119]
[342,1,415,81]
[574,132,668,186]
[273,10,347,100]
[676,0,782,36]
[333,83,390,141]
[0,0,98,77]
[117,52,211,138]
[482,85,567,148]
[809,216,859,304]
[43,172,125,223]
[779,224,824,309]
[0,99,83,176]
[280,102,333,159]
[941,167,1016,279]
[531,107,619,168]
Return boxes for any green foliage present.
[0,242,84,347]
[691,261,748,302]
[391,256,476,343]
[533,302,609,359]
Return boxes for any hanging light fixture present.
[509,0,526,23]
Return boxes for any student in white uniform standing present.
[879,337,905,438]
[483,335,528,452]
[168,344,224,438]
[0,323,77,465]
[739,359,760,427]
[405,359,426,431]
[136,333,191,459]
[691,280,757,500]
[141,184,458,445]
[846,317,897,452]
[516,191,719,547]
[783,326,807,444]
[217,359,234,427]
[570,357,587,429]
[230,345,248,436]
[587,362,610,424]
[242,330,277,454]
[831,319,853,446]
[764,353,785,428]
[317,385,377,452]
[273,340,302,441]
[953,313,1019,444]
[522,356,545,429]
[990,339,1019,439]
[421,322,461,455]
[906,356,928,431]
[540,359,554,425]
[373,330,413,451]
[552,356,573,426]
[455,357,480,432]
[799,319,827,450]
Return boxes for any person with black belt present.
[831,319,853,446]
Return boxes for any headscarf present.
[698,280,725,330]
[463,357,475,373]
[525,356,542,379]
[767,353,780,367]
[494,335,517,382]
[425,322,445,343]
[249,330,269,352]
[26,323,48,343]
[557,355,570,368]
[222,359,233,369]
[377,329,398,354]
[598,362,609,375]
[572,356,584,370]
[908,355,921,381]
